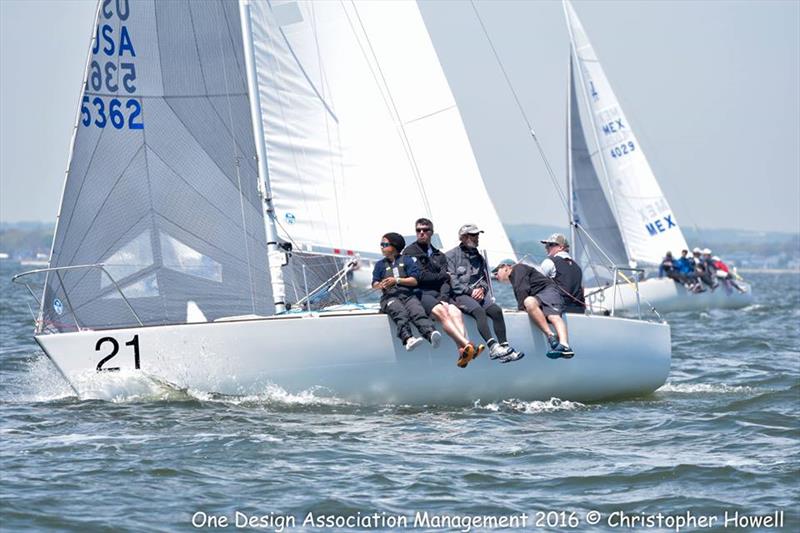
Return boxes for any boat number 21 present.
[95,335,141,372]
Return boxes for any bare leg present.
[546,315,569,346]
[448,303,467,337]
[523,296,552,336]
[431,303,469,348]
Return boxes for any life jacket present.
[551,255,584,313]
[377,256,414,299]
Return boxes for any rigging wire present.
[469,0,570,214]
[469,1,666,318]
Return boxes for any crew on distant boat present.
[492,259,575,359]
[539,233,585,314]
[696,248,718,289]
[674,249,703,292]
[712,255,746,294]
[446,224,524,364]
[372,233,440,352]
[402,218,480,364]
[659,252,679,280]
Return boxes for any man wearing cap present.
[402,218,480,364]
[674,249,702,292]
[372,232,439,352]
[445,224,524,364]
[539,233,585,314]
[697,247,717,289]
[492,259,575,359]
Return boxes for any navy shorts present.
[533,285,564,316]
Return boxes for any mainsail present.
[245,0,516,261]
[568,54,627,275]
[42,0,273,332]
[564,0,688,266]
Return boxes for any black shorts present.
[420,289,450,315]
[454,294,496,315]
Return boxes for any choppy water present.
[1,262,798,532]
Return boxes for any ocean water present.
[1,262,798,532]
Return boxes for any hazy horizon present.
[1,0,798,233]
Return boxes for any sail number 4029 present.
[96,335,141,372]
[610,141,635,159]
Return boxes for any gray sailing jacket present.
[445,244,490,296]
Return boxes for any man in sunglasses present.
[372,232,440,352]
[540,233,585,314]
[402,218,480,366]
[446,224,524,364]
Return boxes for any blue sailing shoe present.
[546,344,575,359]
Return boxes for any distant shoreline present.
[737,268,800,274]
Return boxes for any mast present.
[239,0,285,313]
[563,0,631,266]
[566,53,576,252]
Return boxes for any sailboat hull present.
[587,277,754,314]
[35,311,670,405]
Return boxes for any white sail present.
[42,0,273,332]
[245,0,516,261]
[568,54,627,275]
[564,0,689,266]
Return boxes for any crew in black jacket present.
[402,218,479,367]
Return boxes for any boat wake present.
[474,397,587,413]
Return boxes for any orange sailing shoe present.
[457,343,477,368]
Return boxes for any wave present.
[657,382,756,394]
[474,397,587,413]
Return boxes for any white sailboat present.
[14,0,670,404]
[564,0,753,313]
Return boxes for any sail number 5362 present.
[96,335,141,372]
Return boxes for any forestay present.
[42,0,273,332]
[564,0,688,266]
[245,0,516,261]
[568,55,627,276]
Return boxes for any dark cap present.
[491,258,516,274]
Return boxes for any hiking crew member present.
[402,218,479,364]
[372,232,440,352]
[539,233,585,314]
[492,259,575,359]
[446,224,523,364]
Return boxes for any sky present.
[1,0,798,234]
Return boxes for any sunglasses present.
[380,242,393,248]
[544,242,558,248]
[415,227,432,234]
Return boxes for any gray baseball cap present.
[458,223,484,236]
[540,233,569,247]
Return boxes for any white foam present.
[657,382,755,394]
[474,397,587,413]
[186,384,354,407]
